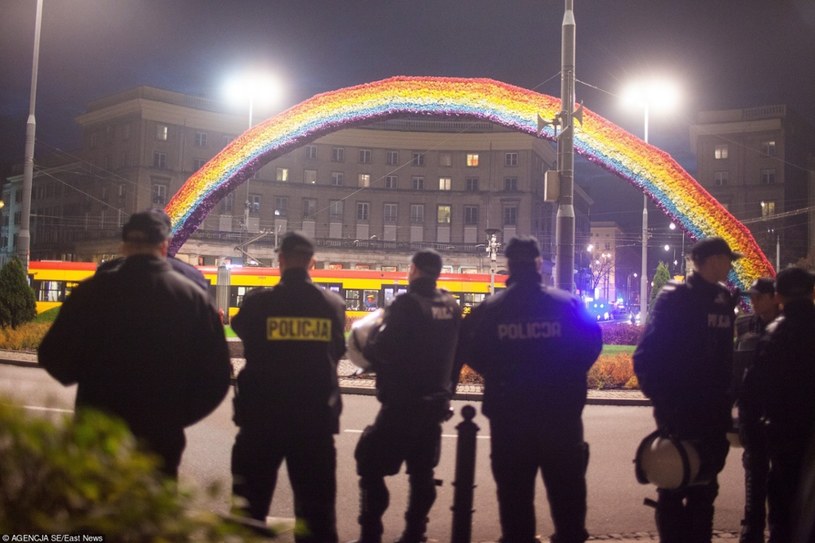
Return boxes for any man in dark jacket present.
[230,231,346,542]
[741,267,815,542]
[461,236,602,543]
[735,277,779,543]
[350,249,461,543]
[38,209,231,478]
[633,236,741,543]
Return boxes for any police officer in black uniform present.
[633,237,741,543]
[230,231,346,542]
[741,267,815,542]
[461,236,602,543]
[735,277,779,543]
[39,209,231,479]
[350,249,461,543]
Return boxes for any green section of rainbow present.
[165,76,773,290]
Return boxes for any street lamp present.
[223,71,284,238]
[621,77,680,324]
[485,229,501,295]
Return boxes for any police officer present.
[633,236,741,543]
[735,277,779,543]
[350,249,461,543]
[230,231,346,542]
[741,267,815,542]
[39,209,231,479]
[461,236,602,543]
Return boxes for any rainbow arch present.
[165,76,774,291]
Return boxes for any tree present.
[649,261,672,310]
[0,258,36,328]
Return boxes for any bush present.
[587,352,638,390]
[0,400,267,541]
[0,321,50,351]
[601,322,643,345]
[0,258,36,328]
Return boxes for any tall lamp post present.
[485,229,501,295]
[622,78,679,324]
[224,71,283,236]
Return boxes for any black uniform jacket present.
[461,271,602,419]
[365,276,462,407]
[741,299,815,444]
[231,267,346,431]
[633,273,736,436]
[38,255,231,434]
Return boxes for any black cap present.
[411,249,443,278]
[747,277,775,296]
[122,209,171,244]
[504,236,541,263]
[277,231,315,257]
[775,267,815,299]
[690,237,743,263]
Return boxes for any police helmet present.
[634,430,706,490]
[346,309,384,371]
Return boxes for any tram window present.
[37,280,64,302]
[314,282,342,295]
[461,292,486,307]
[231,286,253,308]
[363,290,379,311]
[345,289,362,311]
[383,286,407,306]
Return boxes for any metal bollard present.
[451,404,479,543]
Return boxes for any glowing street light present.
[223,71,284,128]
[621,76,680,324]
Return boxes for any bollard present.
[451,404,479,543]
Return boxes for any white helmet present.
[346,309,384,371]
[634,431,706,490]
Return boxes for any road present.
[0,364,744,541]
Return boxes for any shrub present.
[587,352,637,390]
[0,400,267,541]
[0,321,50,351]
[0,258,36,328]
[601,322,643,345]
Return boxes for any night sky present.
[2,0,814,231]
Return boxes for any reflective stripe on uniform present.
[266,317,332,341]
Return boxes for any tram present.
[28,260,507,328]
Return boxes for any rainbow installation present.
[165,76,774,291]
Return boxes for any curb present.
[1,352,651,407]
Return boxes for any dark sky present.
[2,0,814,231]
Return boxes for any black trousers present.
[489,413,589,543]
[231,423,338,543]
[355,403,445,539]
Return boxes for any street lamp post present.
[622,78,679,324]
[485,229,501,295]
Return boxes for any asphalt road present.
[0,364,744,542]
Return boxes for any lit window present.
[276,168,289,182]
[156,124,168,141]
[714,144,728,160]
[761,200,776,217]
[358,174,371,187]
[439,177,452,191]
[466,153,479,167]
[437,205,451,224]
[761,140,776,156]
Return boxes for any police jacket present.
[38,255,231,435]
[462,269,602,419]
[231,267,346,430]
[633,273,736,436]
[741,299,815,444]
[365,276,461,407]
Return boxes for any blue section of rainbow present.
[166,76,773,290]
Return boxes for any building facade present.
[2,86,594,282]
[690,105,815,266]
